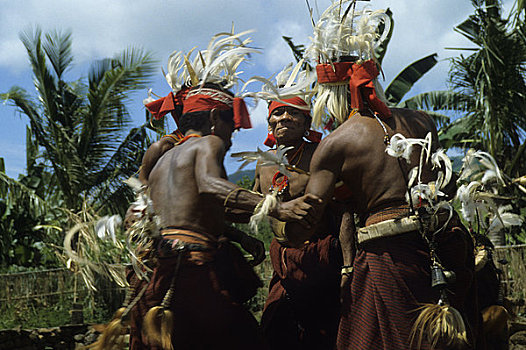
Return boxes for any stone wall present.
[0,325,99,350]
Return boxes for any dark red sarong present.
[129,230,266,350]
[337,214,481,350]
[261,235,341,350]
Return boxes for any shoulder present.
[197,135,225,152]
[391,108,437,129]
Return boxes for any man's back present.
[313,108,439,217]
[148,135,226,236]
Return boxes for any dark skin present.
[285,108,441,247]
[255,106,353,299]
[147,108,319,243]
[254,105,344,240]
[139,135,178,185]
[135,115,264,262]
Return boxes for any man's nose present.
[278,111,293,121]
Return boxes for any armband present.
[341,265,354,276]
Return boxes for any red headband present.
[144,87,252,130]
[268,97,311,118]
[144,87,191,126]
[264,97,322,147]
[316,59,391,119]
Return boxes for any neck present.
[185,129,208,137]
[277,139,305,162]
[278,138,304,150]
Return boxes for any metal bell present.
[431,264,448,289]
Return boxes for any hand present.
[240,235,266,266]
[340,273,352,307]
[274,194,323,228]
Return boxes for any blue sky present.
[0,0,504,178]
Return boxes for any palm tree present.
[1,28,157,216]
[400,0,526,178]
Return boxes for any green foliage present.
[407,0,526,178]
[1,28,156,215]
[0,28,157,269]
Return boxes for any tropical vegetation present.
[0,28,157,269]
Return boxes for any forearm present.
[201,176,264,213]
[223,224,247,242]
[224,208,253,223]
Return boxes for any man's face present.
[268,106,308,145]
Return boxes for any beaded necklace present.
[269,142,306,197]
[176,133,202,145]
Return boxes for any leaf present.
[385,53,438,105]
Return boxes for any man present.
[129,80,321,349]
[285,57,482,349]
[254,97,342,350]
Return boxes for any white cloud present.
[1,0,515,177]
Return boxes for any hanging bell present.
[431,264,448,289]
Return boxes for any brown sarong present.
[337,211,482,350]
[129,228,266,350]
[261,235,341,350]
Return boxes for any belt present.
[159,228,218,264]
[357,215,421,244]
[357,210,453,245]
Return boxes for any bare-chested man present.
[127,83,316,350]
[254,97,341,350]
[285,58,481,349]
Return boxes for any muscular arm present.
[223,225,265,265]
[284,137,345,246]
[195,136,318,222]
[195,136,264,211]
[139,137,175,184]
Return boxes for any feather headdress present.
[144,28,260,128]
[305,1,391,129]
[241,59,316,109]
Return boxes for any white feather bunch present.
[305,2,391,63]
[249,193,279,234]
[312,83,349,128]
[95,215,122,244]
[431,149,453,190]
[487,205,524,236]
[240,60,316,108]
[231,145,294,177]
[148,30,259,103]
[306,2,391,128]
[385,133,432,163]
[459,149,505,186]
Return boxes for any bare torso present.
[148,135,228,237]
[306,108,439,218]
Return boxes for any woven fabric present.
[261,235,341,350]
[129,230,265,350]
[337,214,481,350]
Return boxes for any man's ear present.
[209,108,220,127]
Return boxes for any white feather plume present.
[240,60,316,107]
[231,145,294,177]
[305,2,391,64]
